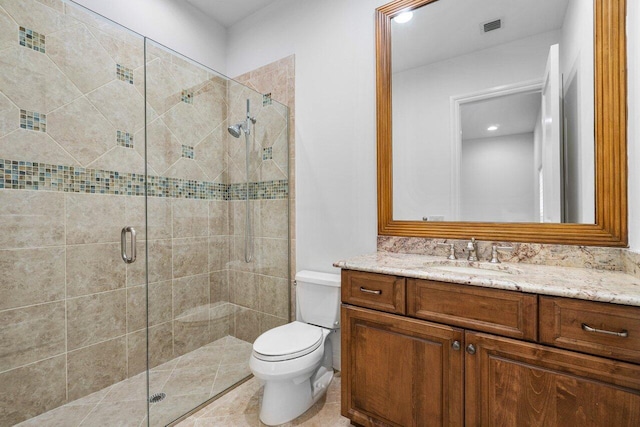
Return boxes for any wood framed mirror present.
[377,0,627,246]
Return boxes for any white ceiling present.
[184,0,279,28]
[461,91,541,141]
[391,0,571,73]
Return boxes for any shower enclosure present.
[0,1,290,426]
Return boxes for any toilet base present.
[259,368,334,426]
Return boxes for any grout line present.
[0,352,66,376]
[0,297,67,316]
[76,403,100,426]
[170,198,176,362]
[66,333,129,356]
[64,192,69,403]
[207,358,223,399]
[125,286,130,378]
[64,286,127,303]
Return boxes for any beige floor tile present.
[79,400,146,427]
[150,393,210,427]
[195,414,260,426]
[151,357,180,373]
[17,335,256,426]
[211,363,252,397]
[179,375,349,427]
[65,385,113,407]
[15,404,94,427]
[220,342,253,365]
[102,371,171,403]
[162,367,218,397]
[174,344,226,370]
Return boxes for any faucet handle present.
[489,244,514,263]
[465,238,478,261]
[437,243,456,260]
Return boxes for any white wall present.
[392,31,559,220]
[70,0,228,73]
[227,0,383,274]
[629,0,640,250]
[461,133,535,222]
[560,0,595,223]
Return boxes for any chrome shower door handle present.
[121,226,137,264]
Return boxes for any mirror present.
[376,0,627,246]
[392,0,593,224]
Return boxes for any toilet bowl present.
[249,270,341,426]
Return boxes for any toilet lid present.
[253,321,323,362]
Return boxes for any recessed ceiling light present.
[487,125,499,131]
[394,11,413,24]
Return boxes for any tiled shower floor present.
[17,336,253,427]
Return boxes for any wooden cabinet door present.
[341,305,464,427]
[465,331,640,427]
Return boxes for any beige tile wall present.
[233,56,296,327]
[0,191,240,425]
[0,1,291,424]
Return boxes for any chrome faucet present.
[466,238,478,261]
[437,242,457,260]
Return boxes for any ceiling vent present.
[483,19,502,33]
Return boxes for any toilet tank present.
[295,270,341,329]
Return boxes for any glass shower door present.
[0,0,290,424]
[0,1,149,425]
[144,40,290,426]
[144,39,236,426]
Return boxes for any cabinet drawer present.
[341,270,406,314]
[540,296,640,363]
[407,279,538,341]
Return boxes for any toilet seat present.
[253,321,324,362]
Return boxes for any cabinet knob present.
[452,341,461,351]
[466,344,476,355]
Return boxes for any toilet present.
[249,270,341,426]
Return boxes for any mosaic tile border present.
[116,130,133,148]
[116,64,134,84]
[19,27,45,53]
[228,180,288,201]
[181,145,194,159]
[0,159,288,200]
[181,90,194,104]
[20,110,46,132]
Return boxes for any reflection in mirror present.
[391,0,594,224]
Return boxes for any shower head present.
[229,99,258,139]
[228,117,256,138]
[228,123,243,138]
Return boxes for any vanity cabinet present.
[341,305,464,427]
[341,270,640,427]
[465,332,640,426]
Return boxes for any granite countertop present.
[334,252,640,307]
